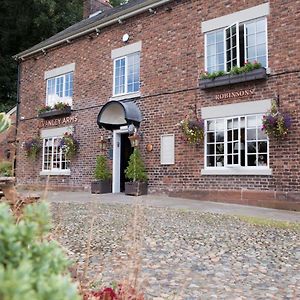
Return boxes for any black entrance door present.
[120,133,133,192]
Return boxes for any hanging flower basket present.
[59,132,79,159]
[178,116,204,144]
[262,102,292,139]
[24,138,42,160]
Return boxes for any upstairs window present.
[46,72,73,107]
[113,52,140,96]
[205,18,267,73]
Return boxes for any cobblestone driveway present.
[51,201,299,300]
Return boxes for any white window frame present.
[40,136,70,176]
[203,114,271,176]
[204,17,268,73]
[46,72,73,107]
[112,52,140,97]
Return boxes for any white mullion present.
[62,74,66,100]
[223,28,227,72]
[236,22,240,67]
[214,120,217,167]
[204,33,208,72]
[238,117,241,165]
[113,59,117,96]
[46,80,49,106]
[125,56,128,94]
[51,138,54,171]
[245,116,248,167]
[59,139,63,171]
[204,120,207,168]
[224,118,228,167]
[244,23,247,63]
[42,139,45,171]
[265,17,269,68]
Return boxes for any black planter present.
[91,179,112,194]
[199,68,267,89]
[38,107,72,119]
[125,181,148,196]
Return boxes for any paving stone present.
[50,202,300,299]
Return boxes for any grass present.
[236,215,300,230]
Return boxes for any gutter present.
[14,62,21,176]
[15,0,173,60]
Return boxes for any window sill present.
[40,170,71,176]
[110,91,141,101]
[199,68,267,90]
[201,167,272,176]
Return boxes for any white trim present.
[111,41,142,59]
[201,168,272,176]
[112,128,128,193]
[201,3,270,33]
[40,170,71,176]
[44,63,75,80]
[41,126,73,138]
[110,91,141,101]
[201,99,271,119]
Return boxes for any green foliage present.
[0,112,11,133]
[0,0,83,112]
[109,0,128,7]
[200,61,262,79]
[0,161,12,177]
[54,102,71,110]
[0,201,81,300]
[94,155,111,180]
[125,148,148,182]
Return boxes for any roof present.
[15,0,173,60]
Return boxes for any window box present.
[199,67,266,90]
[38,106,72,119]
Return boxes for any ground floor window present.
[43,137,69,172]
[205,114,268,168]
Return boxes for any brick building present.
[15,0,300,210]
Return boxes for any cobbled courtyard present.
[51,201,300,300]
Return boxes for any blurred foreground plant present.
[0,201,80,300]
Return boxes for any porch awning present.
[97,100,142,130]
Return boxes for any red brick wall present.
[16,0,300,202]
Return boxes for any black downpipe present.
[14,60,21,176]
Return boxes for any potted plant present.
[24,137,42,159]
[38,102,72,118]
[59,132,79,159]
[262,101,292,139]
[199,61,267,89]
[124,148,148,196]
[91,155,112,194]
[178,116,204,145]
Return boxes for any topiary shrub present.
[94,155,111,180]
[125,148,148,182]
[0,202,81,300]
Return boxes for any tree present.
[0,0,83,112]
[125,148,148,182]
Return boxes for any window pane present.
[247,116,257,128]
[114,58,125,95]
[207,144,215,154]
[247,142,256,153]
[257,44,266,56]
[216,131,224,142]
[247,129,256,140]
[258,141,267,153]
[207,156,215,167]
[216,156,224,167]
[207,44,216,56]
[127,53,140,93]
[206,30,224,72]
[207,32,215,45]
[207,120,215,131]
[258,154,267,166]
[256,19,265,32]
[207,132,215,143]
[248,155,256,166]
[216,143,224,154]
[247,34,255,47]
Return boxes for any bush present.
[94,155,111,180]
[125,149,147,182]
[0,112,11,134]
[0,161,12,177]
[0,202,80,300]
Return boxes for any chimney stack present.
[83,0,112,19]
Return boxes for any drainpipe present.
[14,60,21,176]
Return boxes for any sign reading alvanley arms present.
[39,115,78,128]
[215,88,255,100]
